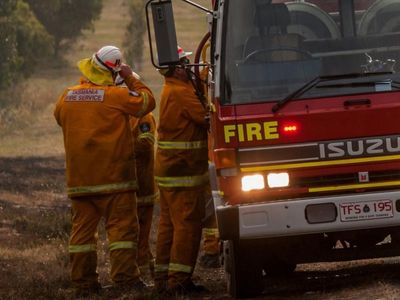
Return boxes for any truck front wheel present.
[263,258,297,276]
[223,240,263,298]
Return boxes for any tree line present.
[0,0,147,92]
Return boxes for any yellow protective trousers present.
[202,185,219,255]
[137,203,155,275]
[69,191,140,288]
[202,212,220,255]
[155,187,206,289]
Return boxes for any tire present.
[264,258,297,277]
[223,240,263,299]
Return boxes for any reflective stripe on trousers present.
[169,262,192,273]
[109,241,137,251]
[137,192,158,206]
[157,140,207,150]
[203,227,219,236]
[67,180,138,197]
[154,263,192,274]
[155,172,209,188]
[155,263,169,273]
[69,244,97,253]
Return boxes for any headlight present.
[241,174,265,192]
[267,172,289,188]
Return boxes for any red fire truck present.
[147,0,400,298]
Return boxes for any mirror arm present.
[181,0,213,14]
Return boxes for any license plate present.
[339,199,394,222]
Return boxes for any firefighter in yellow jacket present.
[54,45,155,297]
[130,112,157,278]
[154,46,209,295]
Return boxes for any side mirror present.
[149,0,179,66]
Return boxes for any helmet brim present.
[77,58,114,86]
[179,51,192,59]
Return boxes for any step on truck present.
[146,0,400,298]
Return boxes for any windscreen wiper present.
[272,76,322,113]
[225,75,232,101]
[271,72,394,113]
[317,72,395,89]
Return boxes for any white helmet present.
[93,45,122,72]
[177,45,192,59]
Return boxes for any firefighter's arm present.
[182,90,209,127]
[135,114,156,148]
[118,65,156,117]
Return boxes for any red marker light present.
[284,125,297,132]
[282,123,299,134]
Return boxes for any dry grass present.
[0,244,70,299]
[0,197,71,299]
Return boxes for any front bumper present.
[216,190,400,240]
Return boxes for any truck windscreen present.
[222,0,400,105]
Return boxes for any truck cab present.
[148,0,400,298]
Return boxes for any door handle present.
[343,99,371,107]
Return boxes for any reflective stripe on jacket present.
[54,75,155,197]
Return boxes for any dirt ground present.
[3,156,400,299]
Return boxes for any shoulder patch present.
[129,90,140,97]
[139,122,151,133]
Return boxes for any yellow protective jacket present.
[130,112,157,205]
[155,77,209,188]
[54,75,155,197]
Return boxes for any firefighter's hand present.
[119,64,133,79]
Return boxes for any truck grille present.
[293,170,400,193]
